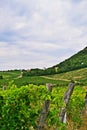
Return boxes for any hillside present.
[0,70,69,88]
[50,47,87,73]
[0,67,87,88]
[0,47,87,87]
[43,67,87,85]
[22,47,87,76]
[0,48,87,130]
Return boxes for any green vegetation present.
[22,68,55,76]
[0,70,21,88]
[0,70,69,88]
[22,67,56,77]
[19,47,87,76]
[0,47,87,129]
[52,47,87,73]
[0,75,3,79]
[45,68,87,86]
[14,76,68,87]
[0,67,87,88]
[0,83,86,130]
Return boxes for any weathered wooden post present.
[85,92,87,108]
[64,82,75,105]
[84,92,87,114]
[37,83,53,130]
[59,82,75,123]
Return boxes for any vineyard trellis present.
[37,82,75,129]
[37,82,87,130]
[0,81,87,130]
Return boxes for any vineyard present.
[0,81,87,130]
[0,70,69,88]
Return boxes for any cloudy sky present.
[0,0,87,70]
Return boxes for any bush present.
[0,75,3,79]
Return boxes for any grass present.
[0,70,69,88]
[0,70,21,87]
[15,76,69,87]
[0,68,87,129]
[45,68,87,85]
[0,67,87,88]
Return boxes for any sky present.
[0,0,87,70]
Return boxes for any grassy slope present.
[43,67,87,85]
[0,70,21,87]
[0,67,87,88]
[49,47,87,74]
[0,70,69,88]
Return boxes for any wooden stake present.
[37,83,52,130]
[59,82,75,123]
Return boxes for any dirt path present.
[41,76,70,82]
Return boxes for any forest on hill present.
[22,47,87,76]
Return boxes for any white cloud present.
[0,0,87,70]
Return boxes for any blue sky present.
[0,0,87,70]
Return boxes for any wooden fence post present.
[59,82,75,123]
[85,92,87,115]
[37,83,53,130]
[85,92,87,108]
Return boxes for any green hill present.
[22,47,87,76]
[48,46,87,74]
[43,67,87,85]
[0,47,87,87]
